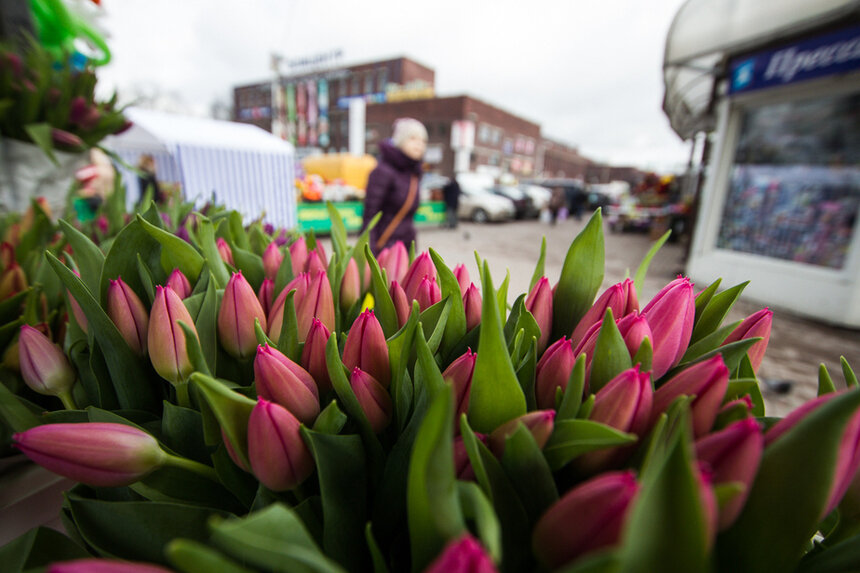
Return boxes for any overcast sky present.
[92,0,693,172]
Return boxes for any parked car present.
[455,174,515,223]
[519,184,552,213]
[490,185,534,219]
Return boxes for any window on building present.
[340,76,348,98]
[351,74,359,96]
[491,129,501,145]
[364,72,374,94]
[438,122,448,138]
[716,92,860,269]
[377,68,388,92]
[479,124,490,143]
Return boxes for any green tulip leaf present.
[364,244,399,338]
[680,320,741,364]
[590,308,633,393]
[544,419,637,471]
[365,523,390,573]
[249,224,269,256]
[137,214,204,284]
[669,338,760,383]
[430,248,467,357]
[718,389,860,573]
[557,354,587,423]
[407,384,465,572]
[190,373,256,469]
[557,550,621,573]
[693,279,722,326]
[167,539,255,573]
[326,202,349,261]
[274,248,295,295]
[631,336,653,373]
[388,303,420,431]
[633,229,671,295]
[690,281,749,344]
[131,465,244,514]
[496,269,510,323]
[100,218,162,304]
[312,400,348,435]
[0,526,88,573]
[23,123,58,165]
[232,246,265,291]
[500,424,559,523]
[228,211,250,250]
[58,219,105,297]
[0,290,29,327]
[209,503,345,573]
[195,217,231,288]
[0,375,42,431]
[724,378,765,417]
[517,338,538,411]
[457,481,502,564]
[136,253,156,304]
[420,297,451,355]
[529,236,547,292]
[276,289,301,363]
[843,357,858,388]
[552,208,604,338]
[468,261,526,433]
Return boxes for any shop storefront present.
[664,1,860,327]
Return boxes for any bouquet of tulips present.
[2,203,860,573]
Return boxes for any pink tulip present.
[577,366,652,473]
[218,272,268,360]
[350,367,393,433]
[289,237,309,276]
[48,559,173,573]
[616,311,653,360]
[414,275,442,311]
[402,252,437,300]
[13,422,166,487]
[443,349,477,419]
[453,264,471,298]
[696,418,763,529]
[640,276,695,379]
[570,279,638,346]
[248,398,314,491]
[696,464,719,550]
[258,278,275,317]
[216,237,234,266]
[453,433,488,481]
[222,428,249,472]
[107,278,150,356]
[0,263,26,300]
[166,268,192,299]
[525,277,553,353]
[722,308,772,371]
[18,324,75,397]
[343,309,390,388]
[263,242,284,280]
[294,270,335,342]
[255,344,320,424]
[305,250,326,277]
[379,242,409,285]
[301,318,332,391]
[424,535,498,573]
[148,285,199,385]
[489,410,555,456]
[463,283,482,332]
[268,273,311,341]
[535,337,576,409]
[339,258,361,311]
[651,354,729,437]
[533,470,639,569]
[390,280,411,328]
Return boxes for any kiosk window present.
[717,93,860,269]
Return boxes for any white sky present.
[91,0,693,172]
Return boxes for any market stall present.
[664,0,860,327]
[103,107,297,228]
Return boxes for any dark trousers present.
[445,206,458,228]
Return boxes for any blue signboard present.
[729,24,860,95]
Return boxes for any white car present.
[455,174,515,223]
[519,184,552,212]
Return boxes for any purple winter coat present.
[362,140,422,255]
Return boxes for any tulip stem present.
[163,454,220,482]
[176,382,191,408]
[58,390,78,410]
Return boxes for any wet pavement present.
[416,217,860,418]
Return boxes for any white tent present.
[103,108,297,228]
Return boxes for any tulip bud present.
[305,250,326,277]
[443,349,477,419]
[166,268,192,299]
[13,422,166,487]
[766,391,860,519]
[218,272,268,360]
[107,278,150,356]
[696,463,719,550]
[222,428,249,472]
[402,252,437,300]
[289,236,309,276]
[302,318,332,391]
[379,241,409,285]
[577,366,652,473]
[390,280,411,328]
[715,395,754,428]
[51,128,85,149]
[0,241,15,270]
[48,558,174,573]
[313,242,329,268]
[350,367,393,433]
[340,257,361,310]
[535,337,576,409]
[148,285,199,385]
[533,470,639,569]
[616,311,653,359]
[19,324,75,398]
[258,278,275,317]
[453,433,488,481]
[722,308,772,371]
[453,264,471,298]
[343,309,390,388]
[651,354,729,437]
[255,344,320,423]
[296,270,335,341]
[0,263,27,300]
[640,276,695,379]
[216,238,234,266]
[695,418,764,529]
[248,398,314,491]
[525,277,553,353]
[463,283,482,332]
[67,288,88,334]
[263,242,284,280]
[424,535,499,573]
[269,273,311,341]
[570,279,638,346]
[414,275,441,311]
[489,410,555,456]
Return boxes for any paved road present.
[417,217,860,417]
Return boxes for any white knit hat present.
[391,118,428,148]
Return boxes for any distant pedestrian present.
[362,118,428,255]
[137,154,163,206]
[549,186,566,225]
[442,177,461,229]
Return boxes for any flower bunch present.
[1,204,859,573]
